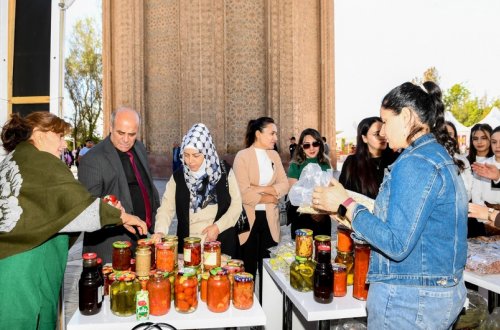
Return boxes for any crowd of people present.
[0,80,499,328]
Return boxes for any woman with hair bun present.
[313,82,467,328]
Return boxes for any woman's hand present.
[468,203,489,221]
[312,178,349,213]
[150,232,164,244]
[202,224,220,242]
[120,213,147,236]
[259,194,278,205]
[472,162,500,181]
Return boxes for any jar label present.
[136,290,149,321]
[184,248,192,262]
[204,251,217,265]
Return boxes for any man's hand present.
[121,213,147,236]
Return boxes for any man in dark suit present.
[78,107,160,262]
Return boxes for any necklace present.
[372,157,383,170]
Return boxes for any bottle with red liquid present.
[79,253,102,315]
[353,241,370,300]
[313,245,333,303]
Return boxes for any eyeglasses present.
[302,141,321,149]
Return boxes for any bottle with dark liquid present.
[79,252,102,315]
[313,245,333,303]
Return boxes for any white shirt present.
[255,148,274,211]
[471,156,500,212]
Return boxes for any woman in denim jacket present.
[313,81,468,329]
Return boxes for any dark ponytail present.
[244,117,275,148]
[1,114,32,152]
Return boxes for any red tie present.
[126,151,152,229]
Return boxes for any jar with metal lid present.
[78,252,102,315]
[233,272,254,310]
[164,235,179,267]
[102,264,113,296]
[332,263,347,297]
[335,250,354,285]
[138,238,156,269]
[110,272,141,317]
[207,267,230,313]
[174,268,198,313]
[112,241,132,271]
[337,225,353,252]
[156,241,175,272]
[183,237,201,267]
[353,241,370,300]
[295,229,313,258]
[314,235,331,261]
[313,245,333,303]
[135,245,151,277]
[200,271,210,302]
[147,271,171,316]
[289,256,315,292]
[203,241,221,271]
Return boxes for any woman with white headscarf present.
[153,123,242,257]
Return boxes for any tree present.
[65,17,102,146]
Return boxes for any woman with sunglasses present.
[287,128,332,239]
[339,117,398,200]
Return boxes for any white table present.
[68,295,266,330]
[262,259,366,330]
[464,270,500,312]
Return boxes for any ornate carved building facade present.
[102,0,335,177]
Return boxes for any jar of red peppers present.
[147,271,171,316]
[156,241,175,272]
[200,271,210,302]
[314,235,331,262]
[203,241,221,271]
[223,263,243,300]
[295,229,313,258]
[164,235,178,268]
[353,241,370,300]
[138,238,156,269]
[207,267,230,313]
[332,263,347,297]
[337,225,353,252]
[183,237,201,267]
[112,241,132,271]
[174,268,198,313]
[233,272,254,310]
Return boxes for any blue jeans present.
[366,280,466,330]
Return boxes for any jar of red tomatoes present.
[353,241,370,300]
[203,241,221,271]
[200,271,210,302]
[332,263,347,297]
[147,271,171,316]
[112,241,132,271]
[314,235,331,262]
[138,238,156,269]
[156,241,175,272]
[207,267,230,313]
[174,268,198,313]
[223,263,243,300]
[337,225,353,252]
[233,272,254,310]
[183,237,201,267]
[164,235,178,268]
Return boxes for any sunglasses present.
[302,141,321,149]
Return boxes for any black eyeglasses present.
[302,141,320,149]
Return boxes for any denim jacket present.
[351,134,468,287]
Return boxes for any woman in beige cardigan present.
[233,117,289,300]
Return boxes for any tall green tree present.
[65,17,102,146]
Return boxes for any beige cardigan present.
[232,146,289,245]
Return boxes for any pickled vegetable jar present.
[314,235,331,262]
[135,245,151,277]
[112,241,132,271]
[337,225,353,252]
[164,235,178,267]
[233,272,254,310]
[174,268,198,313]
[295,229,313,258]
[335,250,354,285]
[353,242,370,300]
[147,271,171,316]
[200,271,209,302]
[183,237,201,267]
[156,241,175,272]
[203,241,221,271]
[138,238,156,269]
[207,267,230,313]
[289,256,315,292]
[332,263,347,297]
[110,272,141,317]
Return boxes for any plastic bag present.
[466,236,500,275]
[288,163,333,207]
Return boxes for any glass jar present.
[137,276,149,291]
[135,245,151,277]
[337,225,353,252]
[332,263,347,297]
[203,241,221,271]
[227,259,245,272]
[138,238,156,269]
[110,272,141,317]
[295,229,313,258]
[223,264,243,300]
[147,271,171,316]
[207,268,230,313]
[353,242,371,300]
[314,235,331,262]
[289,256,315,292]
[78,252,102,315]
[156,241,175,272]
[335,250,354,285]
[183,237,201,267]
[174,268,198,313]
[313,245,333,303]
[164,235,179,267]
[112,241,132,271]
[233,272,254,310]
[102,263,113,296]
[200,271,210,303]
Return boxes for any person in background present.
[445,121,472,200]
[467,123,493,164]
[78,107,160,263]
[77,138,94,163]
[322,136,330,156]
[289,136,297,160]
[339,117,398,200]
[0,112,146,329]
[233,117,289,300]
[152,123,241,257]
[172,141,182,173]
[313,81,467,328]
[287,128,331,238]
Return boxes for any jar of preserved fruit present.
[164,235,179,267]
[147,271,171,316]
[233,272,254,310]
[337,225,353,252]
[227,259,245,272]
[332,263,347,297]
[174,268,198,313]
[314,235,331,262]
[200,271,210,302]
[203,241,221,271]
[135,245,151,277]
[156,242,175,272]
[335,250,354,285]
[223,264,243,300]
[138,238,156,269]
[183,237,201,267]
[295,229,313,258]
[313,245,333,303]
[289,256,315,292]
[78,253,102,315]
[112,241,132,272]
[207,268,230,313]
[353,241,370,300]
[102,264,113,296]
[110,272,141,317]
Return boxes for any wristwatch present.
[337,197,355,218]
[488,208,495,221]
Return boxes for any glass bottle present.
[353,241,371,300]
[78,252,102,315]
[332,263,347,297]
[207,267,230,313]
[335,250,354,285]
[289,256,315,292]
[295,229,313,258]
[314,235,331,262]
[135,245,151,277]
[183,237,201,267]
[174,268,198,313]
[203,241,221,271]
[313,245,333,303]
[156,241,175,272]
[233,272,254,310]
[112,241,132,271]
[110,272,141,316]
[337,225,353,252]
[147,271,171,316]
[138,238,156,269]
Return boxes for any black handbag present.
[220,161,250,234]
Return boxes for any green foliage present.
[64,17,102,146]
